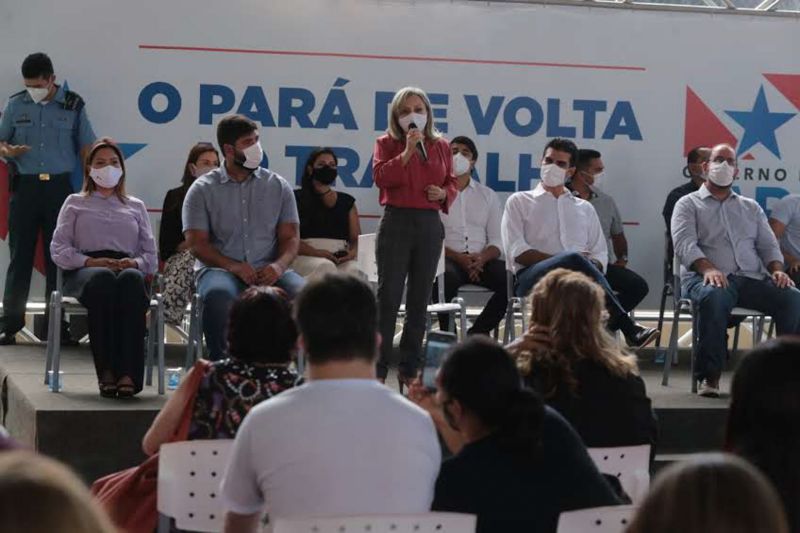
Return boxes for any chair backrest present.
[157,440,234,533]
[556,505,637,533]
[357,233,378,283]
[272,513,477,533]
[587,445,651,503]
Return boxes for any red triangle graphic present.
[765,73,800,111]
[742,153,755,161]
[684,86,738,156]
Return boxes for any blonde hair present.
[626,453,789,533]
[82,137,128,202]
[387,86,442,141]
[509,268,637,396]
[0,451,118,533]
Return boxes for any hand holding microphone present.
[404,124,427,162]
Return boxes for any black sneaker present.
[624,325,660,349]
[0,332,16,346]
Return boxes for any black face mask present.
[311,166,337,186]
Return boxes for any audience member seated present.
[569,149,648,312]
[290,147,362,280]
[183,114,304,360]
[662,146,710,235]
[220,274,440,533]
[434,135,507,335]
[769,194,800,287]
[626,453,789,533]
[0,451,117,533]
[501,137,657,349]
[507,269,657,449]
[159,142,220,325]
[50,138,158,398]
[410,336,619,533]
[726,337,800,533]
[671,143,800,397]
[142,286,298,455]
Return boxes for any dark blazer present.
[159,186,188,262]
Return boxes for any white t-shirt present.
[221,379,441,520]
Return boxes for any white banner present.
[1,0,799,307]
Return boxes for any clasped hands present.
[228,262,283,286]
[454,252,488,283]
[85,257,138,271]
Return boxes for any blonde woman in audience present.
[626,453,788,533]
[507,268,657,449]
[0,451,117,533]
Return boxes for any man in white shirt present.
[221,273,441,532]
[501,138,658,349]
[435,136,507,335]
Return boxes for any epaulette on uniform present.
[63,90,85,112]
[8,90,26,100]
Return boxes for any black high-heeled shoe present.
[99,382,117,398]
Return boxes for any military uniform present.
[0,84,95,337]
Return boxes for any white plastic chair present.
[556,505,637,533]
[45,267,166,394]
[157,440,234,533]
[357,233,467,339]
[273,513,477,533]
[587,445,651,503]
[503,260,527,344]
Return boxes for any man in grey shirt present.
[569,149,649,312]
[671,143,800,397]
[769,194,800,286]
[183,115,304,360]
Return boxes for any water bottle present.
[167,367,183,391]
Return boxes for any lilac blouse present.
[50,192,158,273]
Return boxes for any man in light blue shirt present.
[0,52,95,345]
[671,143,800,397]
[769,194,800,286]
[183,115,303,360]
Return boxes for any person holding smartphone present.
[290,147,362,280]
[373,87,458,386]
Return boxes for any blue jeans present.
[515,252,634,334]
[196,267,305,360]
[684,273,800,381]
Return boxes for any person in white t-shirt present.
[221,273,442,533]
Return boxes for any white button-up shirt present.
[441,178,503,255]
[501,184,608,273]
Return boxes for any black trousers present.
[64,267,149,391]
[605,264,649,313]
[1,173,71,335]
[434,257,508,335]
[376,207,444,380]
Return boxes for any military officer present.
[0,52,96,345]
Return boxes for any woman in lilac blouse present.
[50,138,158,398]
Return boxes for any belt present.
[18,172,70,182]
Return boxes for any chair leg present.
[732,323,741,360]
[503,299,514,345]
[661,301,684,386]
[691,307,699,394]
[156,295,165,395]
[455,298,467,341]
[767,318,775,340]
[50,301,63,393]
[655,284,670,349]
[145,307,155,387]
[185,294,199,369]
[44,293,59,385]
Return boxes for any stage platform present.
[0,341,734,483]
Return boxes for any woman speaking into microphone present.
[373,86,457,385]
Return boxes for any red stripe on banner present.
[139,45,647,72]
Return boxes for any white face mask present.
[540,163,567,188]
[89,165,123,189]
[240,142,263,170]
[707,161,735,187]
[452,153,471,176]
[27,86,50,104]
[398,112,428,133]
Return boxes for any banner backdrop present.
[1,0,799,307]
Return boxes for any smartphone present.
[422,331,457,390]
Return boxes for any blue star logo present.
[725,85,795,159]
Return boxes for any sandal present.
[99,382,117,398]
[116,378,136,398]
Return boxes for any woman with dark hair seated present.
[411,337,619,533]
[507,268,657,449]
[726,337,800,533]
[290,148,362,280]
[159,142,220,325]
[50,138,158,398]
[142,286,298,455]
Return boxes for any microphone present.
[409,122,428,162]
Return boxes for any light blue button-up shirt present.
[768,194,800,260]
[182,164,299,270]
[671,184,783,282]
[0,85,96,174]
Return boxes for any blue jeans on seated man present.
[515,252,639,338]
[684,273,800,383]
[196,267,306,360]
